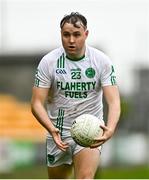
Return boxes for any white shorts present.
[46,136,101,167]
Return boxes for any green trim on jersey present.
[56,109,65,135]
[66,55,85,61]
[57,53,65,68]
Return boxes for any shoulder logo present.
[34,69,40,87]
[85,67,95,78]
[110,65,117,85]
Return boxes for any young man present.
[31,12,121,179]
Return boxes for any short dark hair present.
[60,12,87,29]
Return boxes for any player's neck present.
[66,54,85,61]
[66,46,86,61]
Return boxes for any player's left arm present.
[102,85,121,136]
[91,85,121,148]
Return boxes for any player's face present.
[61,23,88,59]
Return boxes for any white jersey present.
[34,45,117,137]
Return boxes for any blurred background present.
[0,0,149,178]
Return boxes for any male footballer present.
[31,12,121,179]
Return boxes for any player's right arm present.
[31,87,68,151]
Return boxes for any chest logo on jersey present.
[56,69,67,74]
[85,67,95,78]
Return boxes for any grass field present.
[0,165,149,179]
[96,165,149,179]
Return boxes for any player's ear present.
[85,30,89,37]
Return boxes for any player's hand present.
[90,124,114,148]
[51,128,69,151]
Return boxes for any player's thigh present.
[47,164,73,179]
[73,148,100,179]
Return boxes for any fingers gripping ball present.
[70,114,103,147]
